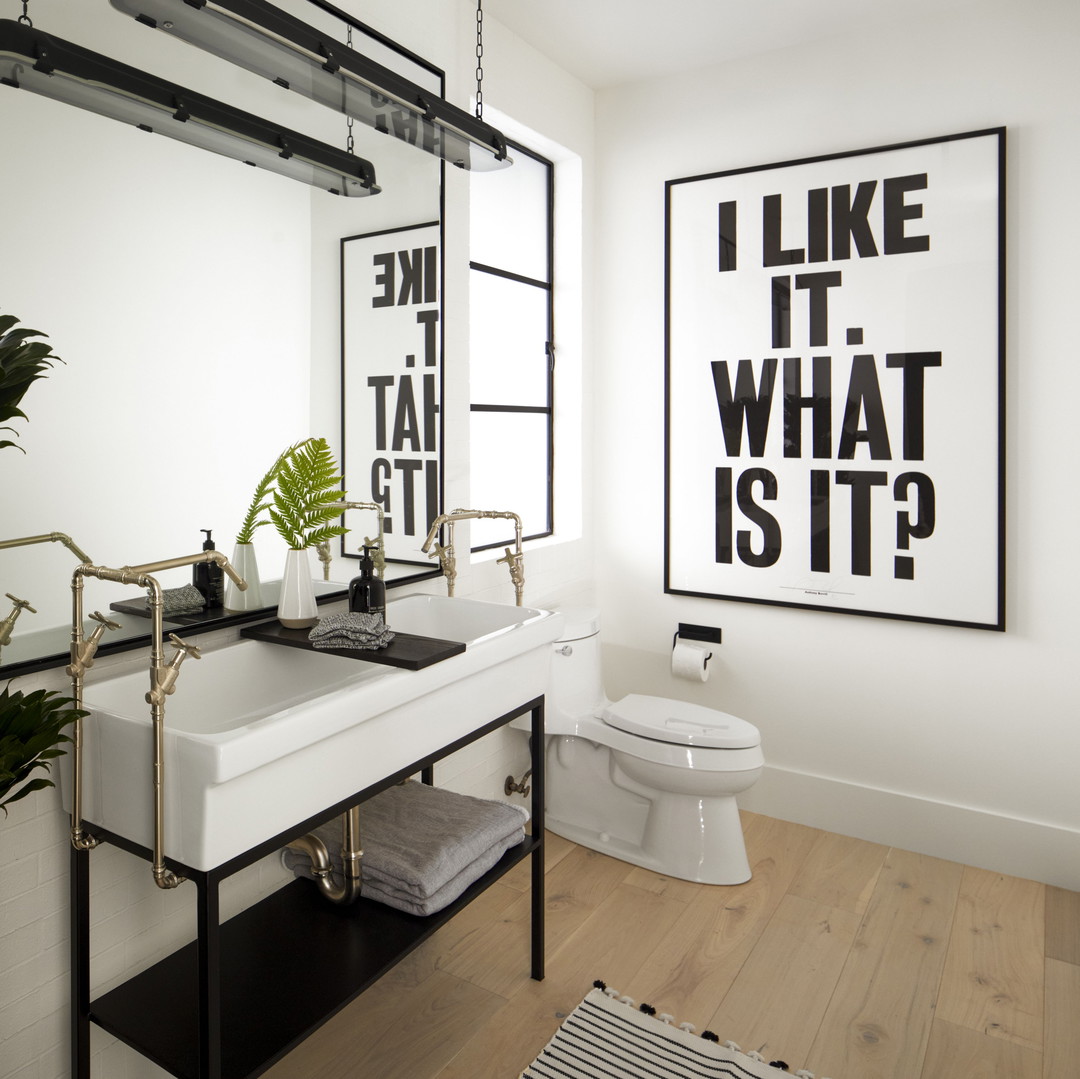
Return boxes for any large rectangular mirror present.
[0,1,446,678]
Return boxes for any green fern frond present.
[268,437,348,550]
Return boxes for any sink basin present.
[385,592,548,643]
[63,595,564,870]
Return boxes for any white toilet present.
[524,608,763,885]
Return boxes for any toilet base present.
[545,809,751,886]
[544,737,753,885]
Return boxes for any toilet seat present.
[602,694,760,749]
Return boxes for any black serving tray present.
[239,619,465,671]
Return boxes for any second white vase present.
[277,547,318,628]
[224,542,264,612]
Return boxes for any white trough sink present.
[63,595,563,871]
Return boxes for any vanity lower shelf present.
[90,838,538,1079]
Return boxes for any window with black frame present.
[468,140,554,552]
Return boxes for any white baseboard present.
[739,764,1080,891]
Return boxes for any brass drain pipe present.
[285,805,364,905]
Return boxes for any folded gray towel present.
[360,836,519,916]
[308,611,395,650]
[283,780,529,915]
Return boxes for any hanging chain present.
[18,0,32,26]
[344,24,355,155]
[475,0,484,119]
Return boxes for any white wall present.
[593,0,1080,889]
[0,4,594,1076]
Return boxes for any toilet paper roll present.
[671,639,711,682]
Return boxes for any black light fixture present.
[0,18,380,196]
[108,0,512,171]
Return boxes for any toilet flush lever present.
[555,644,573,656]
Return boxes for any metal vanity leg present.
[196,875,222,1079]
[71,844,91,1079]
[530,697,545,981]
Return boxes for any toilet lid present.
[602,694,760,749]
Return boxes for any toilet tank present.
[547,607,607,733]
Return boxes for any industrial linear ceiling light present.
[0,18,380,196]
[108,0,511,171]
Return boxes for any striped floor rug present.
[519,983,835,1079]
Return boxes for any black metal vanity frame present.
[70,696,545,1079]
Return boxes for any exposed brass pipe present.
[284,804,363,905]
[421,508,525,605]
[69,551,246,887]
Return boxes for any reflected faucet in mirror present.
[68,549,246,890]
[0,593,36,662]
[315,500,386,581]
[421,509,525,606]
[0,532,94,660]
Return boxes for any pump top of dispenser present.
[202,529,216,551]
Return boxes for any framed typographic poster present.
[664,129,1005,629]
[342,221,442,565]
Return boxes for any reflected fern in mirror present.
[236,439,305,545]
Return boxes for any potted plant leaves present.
[266,437,348,627]
[0,308,85,817]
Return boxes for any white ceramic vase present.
[277,547,318,628]
[224,542,264,612]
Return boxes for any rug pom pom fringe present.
[591,981,825,1078]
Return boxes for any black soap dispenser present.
[348,545,386,619]
[193,529,226,608]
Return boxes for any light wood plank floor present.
[264,812,1080,1079]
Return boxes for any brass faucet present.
[421,509,525,605]
[315,501,386,581]
[69,550,246,888]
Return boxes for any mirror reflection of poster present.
[665,129,1005,629]
[342,221,442,566]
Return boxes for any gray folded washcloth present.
[308,611,394,651]
[156,584,206,614]
[283,780,529,915]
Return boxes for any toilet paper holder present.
[672,622,722,666]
